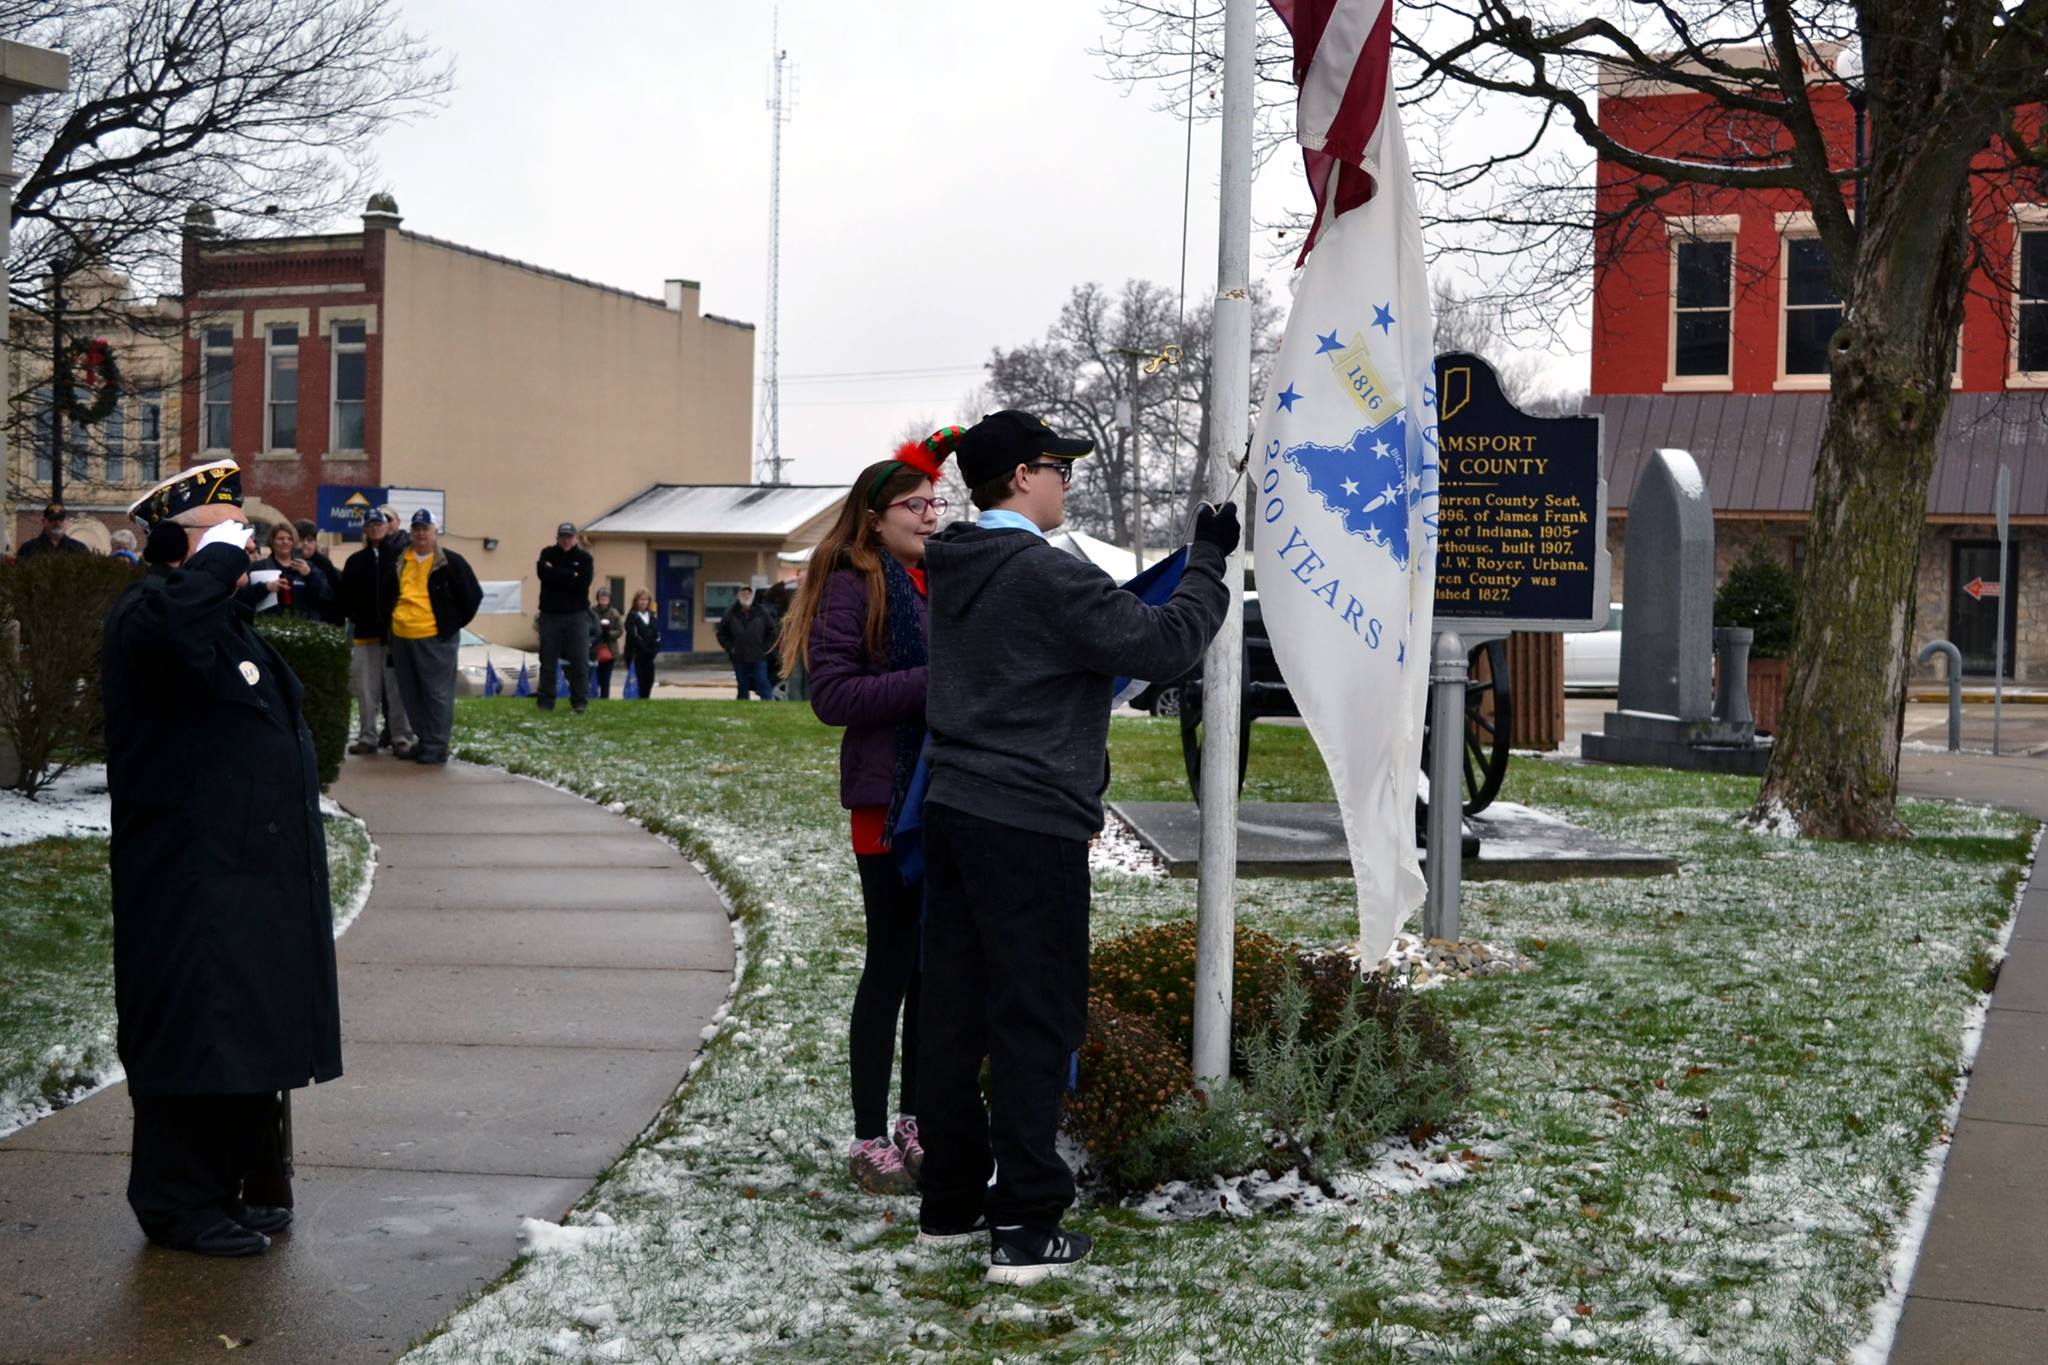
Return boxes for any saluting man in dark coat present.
[100,459,343,1257]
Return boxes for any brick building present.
[177,195,759,648]
[1585,47,2047,681]
[7,263,180,554]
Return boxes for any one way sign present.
[1964,577,2002,601]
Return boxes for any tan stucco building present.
[177,196,757,647]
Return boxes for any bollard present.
[1712,627,1755,725]
[1425,632,1467,944]
[1916,640,1964,752]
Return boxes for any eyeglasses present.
[1023,461,1075,487]
[885,496,948,517]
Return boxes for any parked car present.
[456,627,542,697]
[1562,604,1624,692]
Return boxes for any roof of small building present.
[1583,391,2048,520]
[585,484,846,539]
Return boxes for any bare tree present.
[984,278,1280,547]
[1103,1,2048,839]
[1433,281,1584,416]
[5,0,450,504]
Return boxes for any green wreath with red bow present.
[57,336,122,426]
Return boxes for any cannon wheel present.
[1420,638,1513,817]
[1178,680,1253,805]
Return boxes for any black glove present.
[1192,501,1241,557]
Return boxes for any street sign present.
[1964,577,2002,601]
[1431,353,1611,633]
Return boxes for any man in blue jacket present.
[915,410,1239,1283]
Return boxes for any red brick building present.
[1583,47,2047,681]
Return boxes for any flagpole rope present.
[1171,0,1198,535]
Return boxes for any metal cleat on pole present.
[1424,632,1466,944]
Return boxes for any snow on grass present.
[0,764,114,846]
[399,700,2036,1364]
[0,801,376,1139]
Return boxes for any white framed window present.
[137,393,163,481]
[32,385,53,480]
[1666,216,1739,390]
[2016,208,2047,385]
[103,402,125,481]
[330,320,367,451]
[1779,234,1842,384]
[265,323,299,451]
[202,326,234,451]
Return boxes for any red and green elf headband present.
[866,425,965,507]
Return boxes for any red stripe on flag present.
[1272,0,1395,263]
[1268,0,1338,85]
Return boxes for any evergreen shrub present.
[253,616,351,786]
[1714,540,1801,658]
[0,553,138,793]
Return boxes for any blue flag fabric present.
[514,661,531,698]
[482,656,501,697]
[1110,546,1190,707]
[622,664,639,699]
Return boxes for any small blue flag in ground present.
[622,666,639,699]
[482,655,500,696]
[555,661,570,696]
[514,661,531,697]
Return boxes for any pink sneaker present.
[893,1116,924,1180]
[848,1136,916,1195]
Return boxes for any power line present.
[781,364,984,384]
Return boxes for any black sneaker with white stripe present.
[985,1223,1092,1285]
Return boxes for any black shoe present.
[917,1211,988,1248]
[415,753,448,766]
[571,705,588,715]
[227,1202,293,1235]
[986,1224,1092,1285]
[149,1214,269,1258]
[537,700,555,711]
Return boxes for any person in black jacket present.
[386,509,483,765]
[294,519,346,628]
[535,522,594,713]
[239,524,331,620]
[17,501,91,558]
[716,584,780,699]
[341,508,413,756]
[101,459,342,1258]
[622,588,660,699]
[914,410,1236,1283]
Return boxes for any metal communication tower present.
[755,29,791,485]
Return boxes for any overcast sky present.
[370,0,1333,487]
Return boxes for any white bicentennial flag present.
[1250,80,1437,963]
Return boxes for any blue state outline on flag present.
[1276,410,1415,569]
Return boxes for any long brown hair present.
[778,459,931,677]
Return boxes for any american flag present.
[1270,0,1397,261]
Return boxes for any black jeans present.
[850,851,922,1139]
[632,653,656,699]
[536,611,590,707]
[595,659,616,698]
[916,803,1090,1231]
[128,1092,286,1240]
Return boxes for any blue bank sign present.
[1431,353,1611,634]
[318,485,387,534]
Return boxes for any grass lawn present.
[0,810,374,1136]
[395,699,2036,1365]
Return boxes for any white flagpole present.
[1191,0,1255,1087]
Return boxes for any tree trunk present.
[1754,150,1974,839]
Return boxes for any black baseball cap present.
[363,507,391,525]
[42,501,66,520]
[557,522,577,536]
[954,409,1093,487]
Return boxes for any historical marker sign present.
[1431,352,1611,634]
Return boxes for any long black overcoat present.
[100,541,343,1096]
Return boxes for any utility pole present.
[49,261,65,507]
[756,19,790,485]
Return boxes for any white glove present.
[196,519,254,554]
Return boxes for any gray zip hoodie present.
[923,522,1230,840]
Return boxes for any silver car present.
[1562,604,1624,692]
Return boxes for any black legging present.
[850,851,921,1139]
[631,652,656,699]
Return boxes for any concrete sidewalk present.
[1889,749,2048,1364]
[0,758,733,1363]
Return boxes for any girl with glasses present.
[777,428,960,1195]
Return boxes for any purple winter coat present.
[807,567,929,809]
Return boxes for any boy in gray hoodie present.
[915,408,1239,1283]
